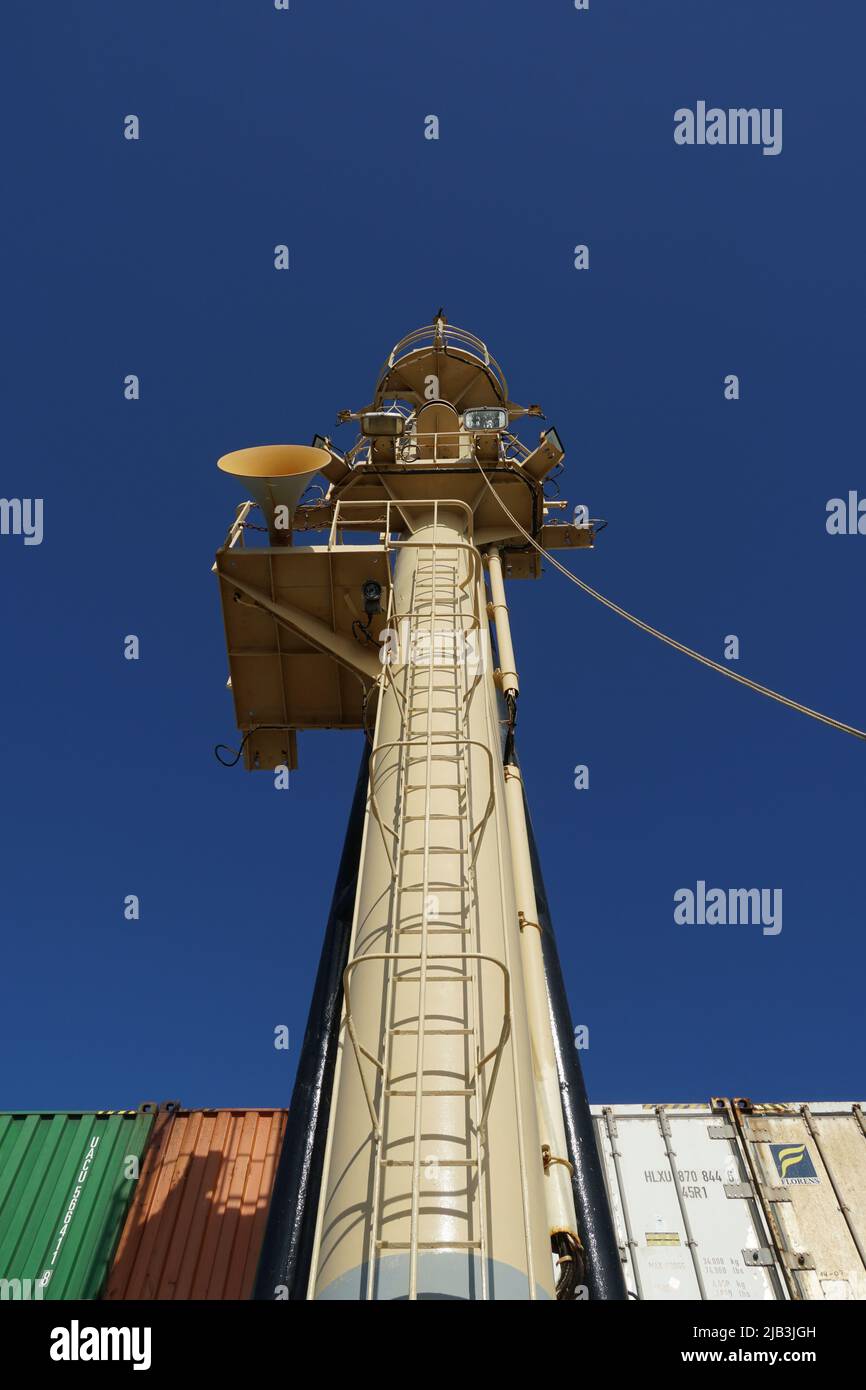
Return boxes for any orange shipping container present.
[105,1106,287,1300]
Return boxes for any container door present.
[665,1111,782,1300]
[595,1108,701,1300]
[743,1103,866,1301]
[594,1106,784,1301]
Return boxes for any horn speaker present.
[217,444,328,544]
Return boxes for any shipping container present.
[592,1103,787,1301]
[105,1106,287,1300]
[730,1100,866,1301]
[0,1107,156,1300]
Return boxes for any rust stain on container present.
[105,1107,286,1300]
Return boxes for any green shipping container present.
[0,1107,156,1300]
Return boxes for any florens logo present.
[673,880,782,936]
[674,102,783,156]
[50,1320,152,1371]
[770,1142,819,1186]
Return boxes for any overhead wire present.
[476,462,866,742]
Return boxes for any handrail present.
[376,321,509,401]
[222,500,254,551]
[327,496,476,549]
[345,427,528,469]
[387,324,492,369]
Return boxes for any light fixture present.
[361,412,405,438]
[541,426,563,454]
[362,580,383,616]
[464,406,508,432]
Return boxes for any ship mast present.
[214,316,621,1301]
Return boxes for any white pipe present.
[486,548,519,697]
[489,547,579,1247]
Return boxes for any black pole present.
[520,772,628,1301]
[254,742,370,1300]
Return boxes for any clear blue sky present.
[3,1,863,1112]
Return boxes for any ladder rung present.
[405,703,462,709]
[376,1240,482,1251]
[404,783,464,793]
[405,756,465,767]
[393,974,473,984]
[379,1158,478,1167]
[371,779,464,795]
[397,870,468,880]
[385,1087,475,1098]
[389,1026,473,1035]
[397,881,471,892]
[399,845,464,857]
[405,750,469,761]
[405,706,461,715]
[396,900,473,909]
[407,658,462,666]
[399,737,468,747]
[396,926,471,935]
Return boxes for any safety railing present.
[379,321,509,398]
[327,495,475,549]
[343,951,512,1140]
[221,499,255,551]
[366,735,495,877]
[345,427,530,470]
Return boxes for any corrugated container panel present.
[105,1107,287,1300]
[0,1107,156,1300]
[592,1103,786,1301]
[735,1101,866,1301]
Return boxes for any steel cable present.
[475,463,866,742]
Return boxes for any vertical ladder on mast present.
[345,528,505,1300]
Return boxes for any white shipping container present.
[732,1101,866,1301]
[592,1103,786,1301]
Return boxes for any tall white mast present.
[215,317,597,1300]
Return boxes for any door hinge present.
[761,1185,791,1203]
[782,1250,815,1271]
[725,1182,754,1200]
[742,1247,775,1267]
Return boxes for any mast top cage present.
[213,315,595,772]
